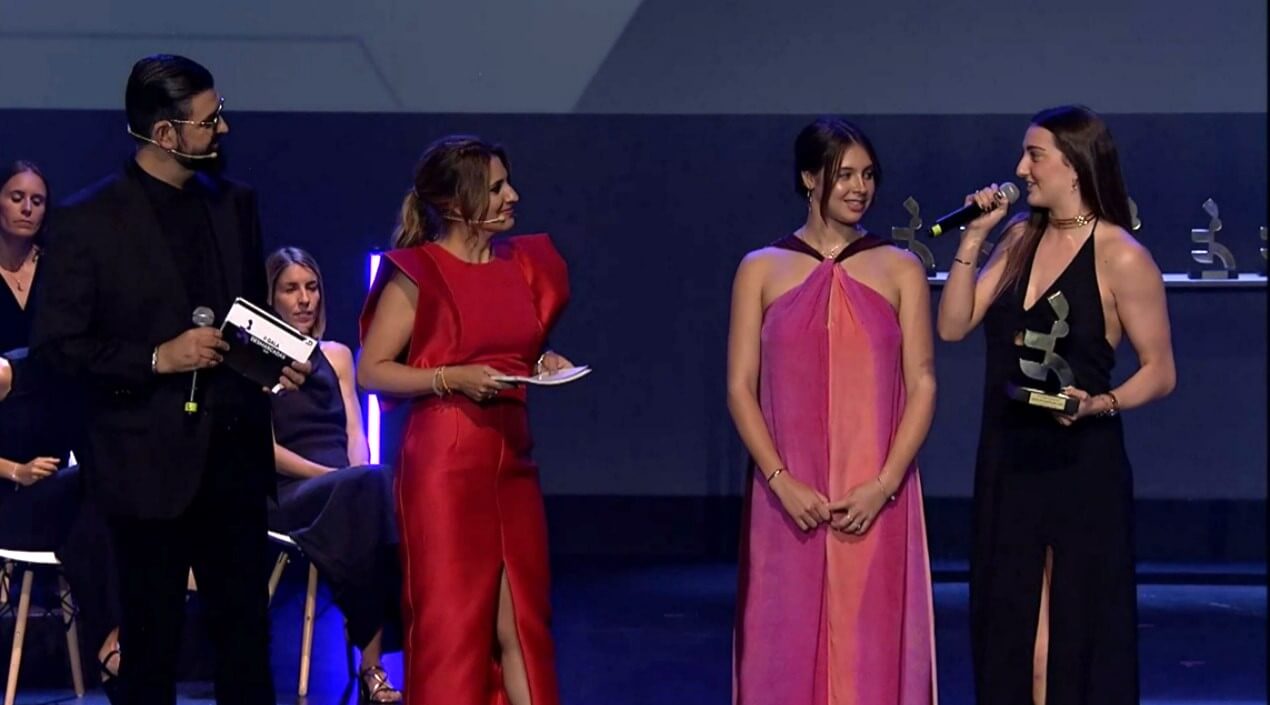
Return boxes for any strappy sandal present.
[99,647,121,682]
[98,647,121,701]
[358,665,402,703]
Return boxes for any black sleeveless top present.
[980,221,1121,472]
[1,280,70,479]
[1,281,31,353]
[271,347,349,479]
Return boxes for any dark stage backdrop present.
[1,110,1263,510]
[4,0,1264,562]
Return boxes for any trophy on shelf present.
[1006,291,1080,415]
[890,196,936,274]
[1189,198,1238,279]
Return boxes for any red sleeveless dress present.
[360,234,569,705]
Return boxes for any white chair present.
[265,531,354,697]
[0,549,85,705]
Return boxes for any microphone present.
[125,125,220,160]
[441,214,507,224]
[928,182,1020,237]
[184,306,216,414]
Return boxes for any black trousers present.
[109,438,274,705]
[269,464,401,651]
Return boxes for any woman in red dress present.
[358,135,573,705]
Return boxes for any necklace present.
[1051,212,1096,230]
[820,242,845,259]
[801,227,862,259]
[0,246,37,292]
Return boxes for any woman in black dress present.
[936,106,1177,705]
[0,160,121,686]
[265,246,402,703]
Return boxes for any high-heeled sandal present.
[99,647,121,682]
[358,665,402,703]
[98,647,121,702]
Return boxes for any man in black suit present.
[30,54,305,705]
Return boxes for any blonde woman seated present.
[265,247,402,703]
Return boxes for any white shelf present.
[926,272,1266,289]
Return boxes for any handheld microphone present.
[125,125,220,160]
[928,182,1020,237]
[185,306,216,414]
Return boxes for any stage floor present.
[5,561,1265,704]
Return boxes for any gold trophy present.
[1189,198,1237,279]
[1006,291,1080,415]
[890,196,936,274]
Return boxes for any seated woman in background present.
[0,160,121,691]
[265,246,402,704]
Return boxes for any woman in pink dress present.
[727,117,939,705]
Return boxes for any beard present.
[173,139,226,174]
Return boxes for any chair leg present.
[0,561,10,609]
[298,562,318,697]
[4,569,34,705]
[266,552,290,606]
[58,576,86,697]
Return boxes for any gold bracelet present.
[438,366,452,396]
[1099,391,1120,417]
[766,467,786,485]
[875,476,897,502]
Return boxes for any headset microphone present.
[125,125,220,160]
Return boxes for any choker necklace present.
[1051,212,1096,229]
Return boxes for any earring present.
[1071,180,1079,192]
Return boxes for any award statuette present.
[890,196,936,274]
[1006,291,1080,415]
[1128,197,1142,231]
[1189,198,1237,279]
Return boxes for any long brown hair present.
[265,246,327,338]
[392,135,509,249]
[997,105,1133,295]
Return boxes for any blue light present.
[367,252,382,464]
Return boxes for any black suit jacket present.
[29,165,274,519]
